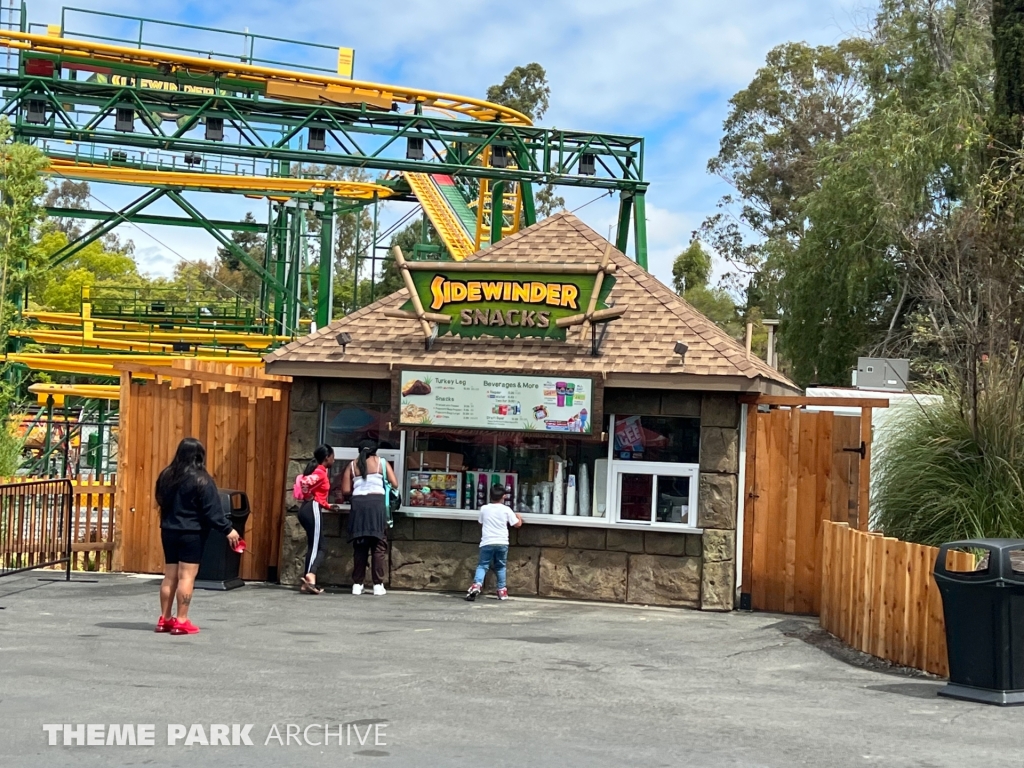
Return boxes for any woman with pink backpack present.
[294,444,334,594]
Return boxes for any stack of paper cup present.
[579,464,591,517]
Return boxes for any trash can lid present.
[935,539,1024,581]
[941,538,1024,550]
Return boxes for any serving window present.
[316,400,706,530]
[609,414,700,527]
[405,420,610,516]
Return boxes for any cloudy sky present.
[27,0,866,286]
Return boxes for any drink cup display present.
[579,408,588,432]
[556,382,567,407]
[565,383,575,406]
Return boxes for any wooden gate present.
[740,396,886,614]
[114,361,291,580]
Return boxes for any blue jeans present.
[474,544,509,589]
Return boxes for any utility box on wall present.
[854,358,909,391]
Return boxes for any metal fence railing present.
[0,478,74,580]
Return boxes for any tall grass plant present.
[874,368,1024,545]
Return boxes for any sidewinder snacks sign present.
[399,371,594,434]
[400,271,615,341]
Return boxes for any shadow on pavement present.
[865,682,944,699]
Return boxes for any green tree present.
[0,117,48,330]
[43,179,90,238]
[31,230,142,312]
[781,0,992,384]
[703,1,993,384]
[671,240,712,293]
[486,63,551,121]
[535,185,565,218]
[0,118,48,472]
[991,0,1024,150]
[216,212,264,272]
[486,63,563,221]
[701,41,868,278]
[670,240,742,337]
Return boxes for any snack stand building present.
[265,213,798,610]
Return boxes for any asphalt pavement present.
[0,573,1019,767]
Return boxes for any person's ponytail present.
[356,439,377,478]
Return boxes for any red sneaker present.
[155,616,175,633]
[497,588,509,601]
[170,619,200,635]
[465,583,482,601]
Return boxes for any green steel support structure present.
[615,191,634,255]
[489,182,504,245]
[1,7,649,335]
[317,189,335,328]
[632,191,648,271]
[48,188,166,267]
[46,207,267,232]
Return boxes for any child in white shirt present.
[466,484,523,601]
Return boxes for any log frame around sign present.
[390,243,628,340]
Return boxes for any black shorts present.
[161,530,207,565]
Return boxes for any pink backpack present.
[292,473,318,501]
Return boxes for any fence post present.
[64,482,71,582]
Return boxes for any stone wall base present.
[280,513,730,610]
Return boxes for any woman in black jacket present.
[155,438,240,635]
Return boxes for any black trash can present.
[196,490,251,591]
[934,538,1024,706]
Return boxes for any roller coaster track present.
[402,172,477,260]
[48,159,396,200]
[0,30,532,126]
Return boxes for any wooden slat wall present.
[819,521,973,676]
[114,361,291,580]
[745,408,863,614]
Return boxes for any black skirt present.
[347,494,387,541]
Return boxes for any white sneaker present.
[373,584,387,596]
[351,584,364,595]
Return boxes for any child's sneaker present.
[465,583,482,601]
[496,588,509,601]
[352,584,364,595]
[372,584,387,596]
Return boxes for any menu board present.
[399,370,594,434]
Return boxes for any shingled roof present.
[265,213,798,393]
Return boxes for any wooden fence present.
[115,360,291,581]
[3,475,117,571]
[68,476,116,571]
[820,521,975,677]
[742,401,875,614]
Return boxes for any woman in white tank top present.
[340,440,397,596]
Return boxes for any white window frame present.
[606,413,700,529]
[610,460,699,527]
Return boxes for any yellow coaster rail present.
[0,30,532,126]
[402,172,477,260]
[47,159,396,200]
